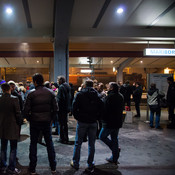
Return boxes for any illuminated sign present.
[144,48,175,56]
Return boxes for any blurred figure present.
[57,76,71,144]
[133,82,142,118]
[147,83,161,129]
[51,82,58,95]
[69,83,75,116]
[44,81,51,89]
[167,76,175,129]
[120,81,133,110]
[0,83,22,174]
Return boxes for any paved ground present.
[2,107,175,175]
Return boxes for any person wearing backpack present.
[167,76,175,129]
[147,83,161,129]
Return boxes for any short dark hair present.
[32,73,44,85]
[150,83,156,89]
[1,83,10,92]
[167,76,174,82]
[57,76,66,84]
[109,82,118,92]
[85,79,93,87]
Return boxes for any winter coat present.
[73,87,103,123]
[0,93,22,140]
[167,82,175,105]
[102,90,124,129]
[24,85,58,122]
[133,86,142,103]
[120,83,132,103]
[56,82,71,113]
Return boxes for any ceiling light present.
[117,8,123,14]
[140,61,143,63]
[37,61,39,63]
[110,61,113,64]
[6,7,13,14]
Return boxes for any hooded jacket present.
[73,87,103,123]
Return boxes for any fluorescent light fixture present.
[144,48,175,56]
[6,7,13,14]
[117,8,124,14]
[80,69,92,73]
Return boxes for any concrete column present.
[54,0,74,82]
[49,57,54,82]
[117,58,135,83]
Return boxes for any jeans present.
[99,128,119,162]
[150,108,161,128]
[58,112,68,142]
[73,121,97,168]
[0,139,17,171]
[29,121,56,172]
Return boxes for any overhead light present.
[80,69,92,73]
[164,68,169,74]
[110,60,113,64]
[6,7,13,14]
[37,61,39,63]
[116,8,124,14]
[140,61,143,63]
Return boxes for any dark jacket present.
[11,90,23,112]
[0,93,22,140]
[167,82,175,105]
[24,85,58,122]
[73,87,103,123]
[102,90,124,129]
[133,86,142,103]
[120,83,132,102]
[57,82,71,113]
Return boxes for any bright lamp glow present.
[6,7,13,14]
[117,8,123,14]
[80,69,92,73]
[164,68,169,74]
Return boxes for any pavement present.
[3,107,175,175]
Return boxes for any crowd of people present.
[0,73,175,174]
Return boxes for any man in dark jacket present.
[0,83,22,174]
[24,73,58,175]
[133,82,142,117]
[70,79,103,172]
[99,82,124,165]
[57,76,71,144]
[120,81,132,109]
[167,76,175,129]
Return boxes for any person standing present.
[56,76,71,144]
[0,83,22,174]
[24,73,58,175]
[133,82,142,118]
[99,82,124,165]
[147,83,161,129]
[70,79,103,172]
[166,76,175,129]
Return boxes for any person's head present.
[85,79,93,88]
[32,73,44,86]
[8,80,16,92]
[109,82,118,92]
[18,82,23,86]
[135,82,140,87]
[150,83,156,89]
[1,83,11,94]
[57,76,65,85]
[98,83,104,91]
[44,81,51,89]
[167,76,174,84]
